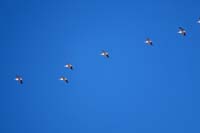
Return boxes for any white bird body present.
[178,27,186,36]
[145,38,153,46]
[100,50,109,58]
[64,64,73,70]
[15,76,23,84]
[197,18,200,24]
[59,76,68,83]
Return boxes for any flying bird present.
[59,76,68,83]
[178,27,186,36]
[145,38,153,46]
[100,50,109,58]
[15,75,23,84]
[64,64,73,70]
[197,18,200,24]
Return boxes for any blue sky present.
[0,0,200,132]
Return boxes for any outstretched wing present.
[64,79,69,83]
[19,80,23,84]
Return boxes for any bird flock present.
[15,17,200,85]
[14,50,110,85]
[59,64,74,83]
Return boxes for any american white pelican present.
[100,50,109,58]
[178,27,186,36]
[145,38,153,46]
[59,76,68,83]
[15,75,23,84]
[64,64,73,70]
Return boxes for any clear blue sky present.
[0,0,200,132]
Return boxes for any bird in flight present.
[178,27,186,36]
[15,75,23,84]
[65,64,73,70]
[100,50,109,58]
[59,76,68,83]
[197,18,200,24]
[145,38,153,46]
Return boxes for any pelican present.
[197,18,200,24]
[15,75,23,84]
[145,38,153,46]
[100,50,109,58]
[64,64,73,70]
[59,76,68,83]
[178,27,186,36]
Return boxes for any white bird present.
[197,18,200,24]
[100,50,109,58]
[15,75,23,84]
[64,64,73,70]
[178,27,186,36]
[59,76,68,83]
[145,38,153,46]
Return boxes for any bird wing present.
[19,80,23,84]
